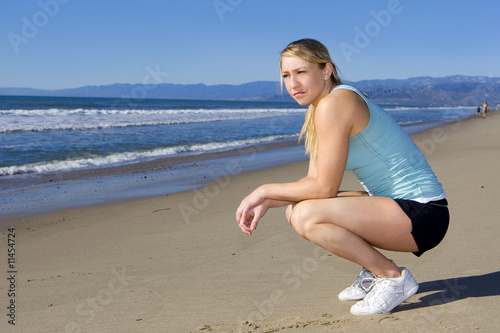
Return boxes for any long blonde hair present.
[280,39,342,162]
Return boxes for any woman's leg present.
[286,196,418,278]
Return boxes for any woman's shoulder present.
[317,85,371,136]
[319,86,368,113]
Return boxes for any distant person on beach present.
[477,106,481,116]
[236,39,449,316]
[483,101,489,119]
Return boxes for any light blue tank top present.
[335,85,445,202]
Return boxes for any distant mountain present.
[1,75,499,106]
[0,81,289,102]
[353,75,500,106]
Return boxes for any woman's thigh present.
[290,196,418,252]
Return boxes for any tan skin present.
[236,56,419,278]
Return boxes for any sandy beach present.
[2,111,500,332]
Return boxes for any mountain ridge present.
[1,75,499,106]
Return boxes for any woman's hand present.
[236,187,267,235]
[236,200,270,235]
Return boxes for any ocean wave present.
[0,108,305,133]
[0,107,304,116]
[386,106,476,112]
[0,134,299,176]
[398,120,424,126]
[0,115,286,133]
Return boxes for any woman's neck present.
[312,82,338,107]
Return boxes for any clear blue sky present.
[1,0,499,90]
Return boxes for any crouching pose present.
[236,39,449,315]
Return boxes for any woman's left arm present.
[236,93,354,231]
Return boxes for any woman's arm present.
[257,95,353,199]
[236,93,357,230]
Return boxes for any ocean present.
[0,95,476,218]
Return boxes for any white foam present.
[386,106,476,112]
[0,134,299,176]
[0,108,305,133]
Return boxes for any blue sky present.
[1,0,499,90]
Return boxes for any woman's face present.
[281,56,330,106]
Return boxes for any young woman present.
[235,39,449,315]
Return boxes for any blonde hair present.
[280,39,341,162]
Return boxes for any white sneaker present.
[350,268,419,315]
[338,260,397,301]
[338,267,376,301]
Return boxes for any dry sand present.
[1,111,500,332]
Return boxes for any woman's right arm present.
[264,156,320,207]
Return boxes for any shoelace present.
[359,277,376,293]
[358,260,398,293]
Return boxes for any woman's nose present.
[289,75,299,89]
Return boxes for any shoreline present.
[0,141,307,221]
[0,115,473,220]
[1,110,500,332]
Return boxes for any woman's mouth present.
[293,92,305,97]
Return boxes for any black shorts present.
[394,198,449,257]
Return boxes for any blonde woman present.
[236,39,449,315]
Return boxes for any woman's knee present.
[288,201,317,237]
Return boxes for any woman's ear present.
[323,63,334,80]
